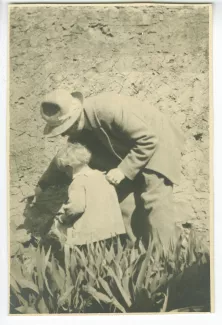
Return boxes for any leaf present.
[105,246,114,264]
[38,246,53,297]
[113,260,123,280]
[10,275,21,293]
[94,242,105,269]
[10,289,27,307]
[10,242,21,257]
[16,278,39,294]
[70,250,77,275]
[64,244,70,273]
[95,241,102,256]
[41,245,46,262]
[83,284,111,305]
[100,240,106,257]
[128,276,136,302]
[111,297,126,313]
[58,264,66,280]
[98,277,113,298]
[85,265,97,281]
[76,269,85,287]
[47,295,55,312]
[169,305,205,313]
[88,243,96,265]
[88,252,96,270]
[120,255,128,272]
[10,257,24,279]
[73,246,87,266]
[58,286,74,307]
[152,273,169,293]
[130,247,137,265]
[114,235,123,264]
[64,244,73,293]
[35,247,44,292]
[131,253,146,279]
[135,242,152,292]
[14,305,28,314]
[44,246,52,272]
[43,272,53,297]
[41,261,54,297]
[138,240,146,254]
[36,296,49,314]
[50,255,65,291]
[160,287,169,312]
[105,266,132,308]
[25,307,38,314]
[122,266,133,298]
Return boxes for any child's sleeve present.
[63,182,86,220]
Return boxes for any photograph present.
[8,3,212,314]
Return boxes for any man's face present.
[61,123,77,138]
[61,113,83,138]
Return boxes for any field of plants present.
[10,229,211,314]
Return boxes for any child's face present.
[63,165,73,178]
[65,159,83,177]
[70,156,82,170]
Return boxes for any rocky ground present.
[9,4,211,246]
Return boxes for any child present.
[50,142,126,246]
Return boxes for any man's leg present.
[135,170,181,251]
[115,179,137,242]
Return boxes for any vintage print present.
[9,3,212,314]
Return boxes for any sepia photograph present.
[8,3,212,314]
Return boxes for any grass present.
[10,229,210,314]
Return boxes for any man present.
[35,89,185,249]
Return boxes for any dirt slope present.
[9,5,210,241]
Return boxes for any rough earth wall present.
[9,5,210,241]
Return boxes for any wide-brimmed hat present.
[40,89,84,137]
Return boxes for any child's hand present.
[63,203,76,217]
[106,168,125,185]
[57,206,65,215]
[56,204,74,225]
[48,218,67,245]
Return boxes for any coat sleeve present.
[112,107,158,180]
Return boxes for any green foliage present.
[10,230,210,314]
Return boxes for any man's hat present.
[40,89,84,137]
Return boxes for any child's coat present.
[63,169,126,246]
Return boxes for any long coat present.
[83,92,184,185]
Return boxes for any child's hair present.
[55,142,92,169]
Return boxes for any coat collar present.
[72,168,96,180]
[83,103,101,130]
[83,100,122,161]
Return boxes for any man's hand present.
[106,168,125,186]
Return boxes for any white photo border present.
[1,1,222,324]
